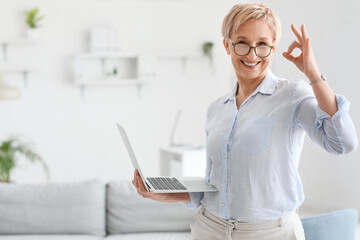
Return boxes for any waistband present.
[200,205,299,231]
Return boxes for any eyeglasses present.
[230,41,274,58]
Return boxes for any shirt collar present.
[223,70,278,104]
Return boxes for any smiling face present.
[224,20,276,83]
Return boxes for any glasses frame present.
[230,41,274,58]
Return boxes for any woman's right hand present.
[132,169,191,203]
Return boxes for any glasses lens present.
[255,45,271,57]
[234,43,250,56]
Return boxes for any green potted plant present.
[202,41,214,69]
[0,137,49,183]
[24,7,44,40]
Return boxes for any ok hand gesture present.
[283,24,321,81]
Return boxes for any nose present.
[247,47,257,60]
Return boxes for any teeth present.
[243,61,258,66]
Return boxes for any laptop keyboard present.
[147,177,187,190]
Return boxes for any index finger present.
[301,24,308,41]
[291,24,303,43]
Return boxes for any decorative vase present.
[26,28,40,40]
[0,75,21,100]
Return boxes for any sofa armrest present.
[301,208,358,240]
[0,180,106,236]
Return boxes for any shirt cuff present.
[315,94,350,128]
[183,192,204,209]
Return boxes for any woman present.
[132,3,358,240]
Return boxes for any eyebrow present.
[234,36,270,41]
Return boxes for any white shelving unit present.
[73,51,206,98]
[74,52,157,97]
[157,52,204,73]
[0,65,37,73]
[1,39,37,61]
[75,78,150,86]
[160,146,206,177]
[0,39,38,87]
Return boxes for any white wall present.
[0,0,359,212]
[269,0,360,213]
[0,0,236,183]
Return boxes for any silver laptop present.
[116,123,218,193]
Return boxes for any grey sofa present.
[0,180,358,240]
[0,180,194,240]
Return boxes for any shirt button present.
[221,203,225,207]
[224,178,226,183]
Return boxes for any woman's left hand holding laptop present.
[132,170,191,203]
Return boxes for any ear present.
[268,42,276,58]
[223,39,231,55]
[272,41,277,53]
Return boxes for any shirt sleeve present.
[294,80,358,155]
[183,192,204,209]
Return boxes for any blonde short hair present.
[221,3,281,43]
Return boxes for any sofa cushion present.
[105,232,191,240]
[0,180,106,236]
[106,181,197,234]
[301,208,358,240]
[0,235,104,240]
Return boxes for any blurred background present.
[0,0,359,216]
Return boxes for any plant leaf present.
[0,137,49,182]
[24,7,44,29]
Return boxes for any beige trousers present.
[190,206,305,240]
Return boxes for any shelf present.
[74,52,156,99]
[73,51,206,99]
[76,52,204,60]
[76,77,151,99]
[0,65,37,88]
[76,52,138,59]
[156,52,203,59]
[1,39,37,61]
[75,78,150,87]
[0,39,37,45]
[0,66,37,74]
[0,39,39,90]
[156,52,205,73]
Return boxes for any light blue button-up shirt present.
[184,70,358,222]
